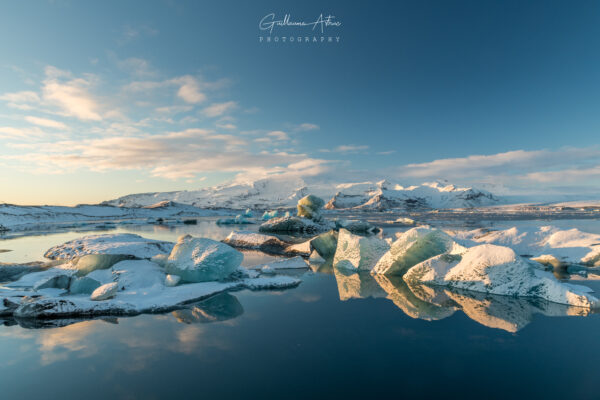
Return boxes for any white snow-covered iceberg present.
[403,243,598,308]
[453,226,600,267]
[371,227,465,276]
[333,229,390,271]
[44,233,174,260]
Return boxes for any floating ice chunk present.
[333,229,390,271]
[406,244,598,308]
[165,274,181,287]
[90,282,119,301]
[9,276,300,319]
[223,230,288,253]
[372,227,463,276]
[111,260,165,290]
[261,210,279,221]
[69,276,102,295]
[242,209,253,218]
[334,219,378,234]
[249,256,308,271]
[44,233,174,260]
[310,230,338,260]
[297,195,325,220]
[216,215,254,225]
[165,235,243,282]
[259,216,333,234]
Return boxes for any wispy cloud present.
[320,144,369,153]
[42,66,102,121]
[201,101,237,117]
[294,123,319,132]
[25,116,67,129]
[118,24,158,45]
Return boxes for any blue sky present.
[1,0,599,205]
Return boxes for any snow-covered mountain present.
[102,178,500,210]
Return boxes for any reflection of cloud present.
[36,320,101,365]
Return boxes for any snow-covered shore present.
[0,202,234,235]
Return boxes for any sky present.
[1,0,599,205]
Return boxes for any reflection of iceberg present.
[332,265,595,332]
[172,293,244,324]
[333,268,387,301]
[373,275,456,321]
[404,281,592,332]
[443,288,591,332]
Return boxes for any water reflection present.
[332,268,593,332]
[1,292,246,330]
[172,293,244,324]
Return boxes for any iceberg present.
[216,215,254,225]
[222,230,288,254]
[333,229,390,271]
[44,233,174,260]
[310,230,338,260]
[372,227,464,276]
[453,226,600,267]
[165,235,243,283]
[259,216,333,234]
[261,210,279,221]
[8,272,299,319]
[297,194,325,220]
[404,244,598,308]
[334,219,379,234]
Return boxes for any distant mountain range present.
[102,177,501,210]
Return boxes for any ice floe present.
[44,233,174,260]
[453,226,600,266]
[404,244,598,308]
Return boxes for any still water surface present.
[1,218,600,399]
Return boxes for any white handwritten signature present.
[259,13,341,34]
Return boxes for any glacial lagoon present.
[2,216,600,399]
